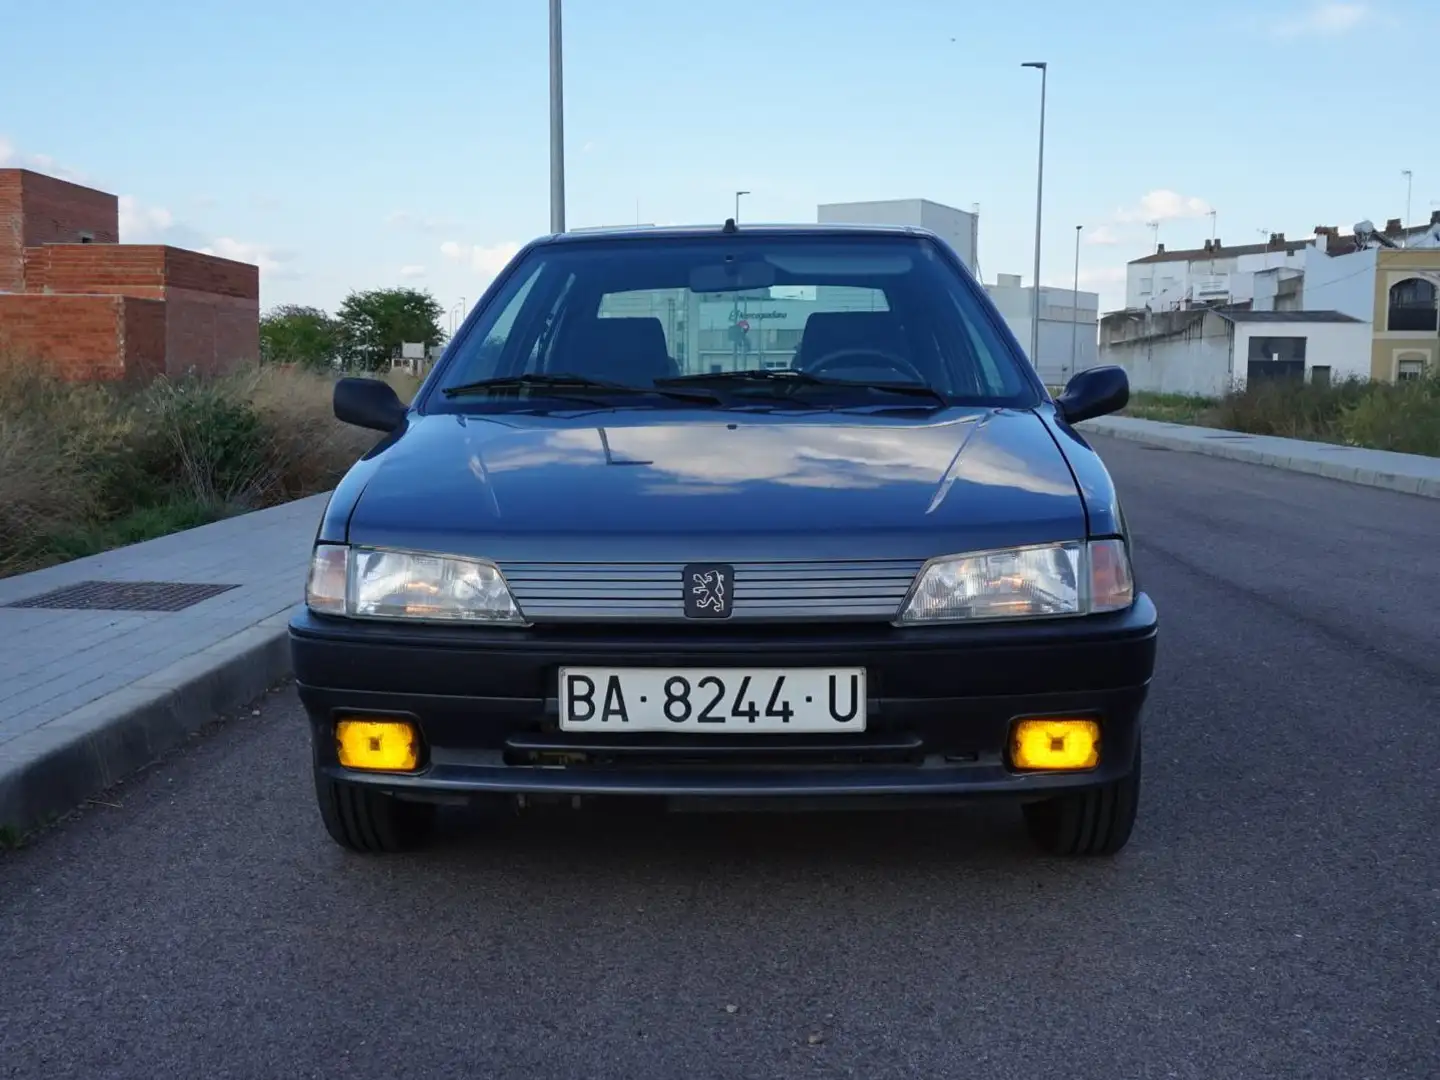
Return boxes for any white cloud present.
[389,210,458,234]
[1114,189,1213,224]
[399,264,426,278]
[440,239,522,278]
[0,136,88,182]
[1076,266,1128,288]
[1084,225,1119,246]
[117,194,175,241]
[200,237,299,278]
[1272,1,1372,37]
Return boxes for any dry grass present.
[0,357,417,577]
[1122,373,1440,457]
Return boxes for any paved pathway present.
[1083,415,1440,498]
[0,494,326,830]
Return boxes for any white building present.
[818,198,978,273]
[1098,308,1370,397]
[1125,234,1310,312]
[985,274,1099,386]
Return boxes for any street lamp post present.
[1402,168,1413,246]
[735,190,750,222]
[1022,61,1047,368]
[1070,225,1082,380]
[548,0,566,233]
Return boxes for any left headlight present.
[305,544,525,624]
[896,539,1133,624]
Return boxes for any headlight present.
[897,539,1133,624]
[305,544,525,624]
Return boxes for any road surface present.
[3,436,1438,1080]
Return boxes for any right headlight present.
[305,544,526,624]
[896,539,1134,624]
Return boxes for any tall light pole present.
[548,0,566,233]
[1070,225,1082,380]
[1022,61,1047,366]
[735,190,750,222]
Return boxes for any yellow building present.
[1369,247,1440,382]
[1305,218,1440,383]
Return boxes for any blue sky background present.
[2,0,1434,317]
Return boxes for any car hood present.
[343,408,1086,563]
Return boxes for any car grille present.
[497,560,922,623]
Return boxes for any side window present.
[450,263,543,382]
[522,272,577,374]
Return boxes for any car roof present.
[540,221,936,245]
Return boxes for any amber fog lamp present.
[1010,718,1100,771]
[336,718,422,772]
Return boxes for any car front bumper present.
[289,594,1158,803]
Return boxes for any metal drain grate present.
[4,580,241,612]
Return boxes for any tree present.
[335,287,446,371]
[258,305,341,370]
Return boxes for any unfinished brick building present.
[0,168,259,381]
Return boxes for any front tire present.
[1022,742,1142,856]
[314,769,436,853]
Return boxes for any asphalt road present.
[3,436,1438,1080]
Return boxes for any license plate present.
[558,667,867,733]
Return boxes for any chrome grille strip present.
[499,560,921,623]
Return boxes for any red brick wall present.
[121,296,167,381]
[0,171,23,293]
[18,170,118,246]
[23,244,167,296]
[0,294,167,381]
[0,169,118,294]
[0,169,261,381]
[164,247,259,300]
[0,295,125,380]
[163,287,260,375]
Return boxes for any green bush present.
[1208,375,1373,442]
[1338,373,1440,456]
[128,377,271,508]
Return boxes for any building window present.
[1397,357,1426,382]
[1387,278,1438,332]
[1310,365,1331,387]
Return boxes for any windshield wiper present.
[657,368,948,404]
[443,373,720,404]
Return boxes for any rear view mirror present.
[689,259,776,294]
[334,376,407,433]
[1055,366,1129,425]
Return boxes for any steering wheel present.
[803,346,927,384]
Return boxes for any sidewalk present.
[0,493,327,835]
[1081,415,1440,499]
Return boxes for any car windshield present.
[426,232,1040,412]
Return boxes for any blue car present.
[290,221,1158,856]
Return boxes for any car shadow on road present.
[419,797,1100,874]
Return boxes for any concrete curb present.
[0,612,294,837]
[1080,416,1440,500]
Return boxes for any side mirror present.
[1055,365,1129,425]
[334,376,408,433]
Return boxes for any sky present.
[2,0,1436,318]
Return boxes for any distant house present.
[1098,308,1370,397]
